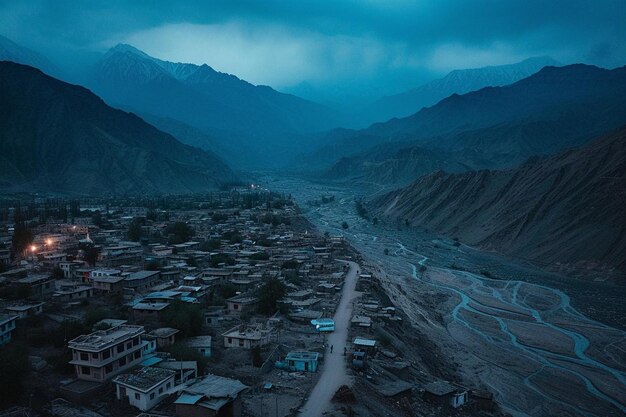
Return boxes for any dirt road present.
[299,260,359,417]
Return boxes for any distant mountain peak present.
[358,56,563,125]
[0,33,60,77]
[106,43,150,57]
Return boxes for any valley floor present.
[265,175,626,417]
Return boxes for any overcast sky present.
[2,0,625,104]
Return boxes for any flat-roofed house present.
[184,335,212,357]
[175,374,248,417]
[114,367,176,411]
[225,294,258,314]
[68,325,148,382]
[222,324,274,349]
[132,302,170,324]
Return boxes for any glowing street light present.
[30,244,37,252]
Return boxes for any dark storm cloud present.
[1,0,625,97]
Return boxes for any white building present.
[114,367,176,411]
[68,325,148,382]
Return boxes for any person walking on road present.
[330,345,334,353]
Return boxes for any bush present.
[281,260,299,270]
[200,239,221,251]
[163,345,209,374]
[249,252,270,261]
[257,277,287,315]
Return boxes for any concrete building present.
[0,314,18,345]
[146,327,179,349]
[68,325,148,382]
[222,324,273,349]
[184,335,212,357]
[276,351,319,373]
[114,367,176,411]
[423,381,468,409]
[175,374,248,417]
[225,294,259,314]
[5,302,44,318]
[16,275,55,299]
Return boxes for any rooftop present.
[127,270,160,281]
[69,325,145,352]
[424,381,461,396]
[133,302,169,311]
[175,374,248,411]
[184,335,212,347]
[148,327,179,338]
[353,337,376,347]
[114,367,176,392]
[285,351,319,361]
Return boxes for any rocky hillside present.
[371,127,626,271]
[0,61,237,195]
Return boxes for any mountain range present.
[315,64,626,186]
[357,56,559,126]
[85,44,342,168]
[370,126,626,273]
[0,34,60,78]
[0,61,237,195]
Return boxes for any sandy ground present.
[267,176,626,417]
[299,260,359,417]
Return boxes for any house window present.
[80,353,89,361]
[92,353,98,360]
[159,387,163,394]
[117,344,125,353]
[127,342,132,349]
[234,304,239,310]
[135,393,140,400]
[103,350,111,359]
[119,357,126,366]
[134,351,140,359]
[228,338,232,344]
[150,393,155,400]
[133,338,139,346]
[105,364,113,374]
[239,340,244,347]
[166,382,171,389]
[81,366,91,375]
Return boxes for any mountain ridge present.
[370,126,626,274]
[0,61,238,195]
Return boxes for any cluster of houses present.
[0,195,357,416]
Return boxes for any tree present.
[161,301,203,338]
[257,277,286,315]
[83,246,100,266]
[127,219,144,242]
[341,221,349,229]
[167,222,194,244]
[11,214,33,260]
[200,239,221,251]
[251,345,263,367]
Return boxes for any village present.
[0,189,506,417]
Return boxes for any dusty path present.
[299,260,359,417]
